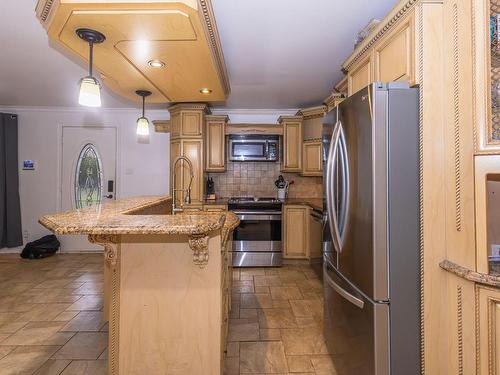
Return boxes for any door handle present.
[104,194,113,199]
[325,121,342,253]
[324,264,364,309]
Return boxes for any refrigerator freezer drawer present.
[323,263,389,375]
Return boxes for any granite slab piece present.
[39,196,239,237]
[440,259,500,288]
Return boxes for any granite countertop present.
[39,196,239,237]
[440,259,500,288]
[284,198,323,212]
[203,198,229,206]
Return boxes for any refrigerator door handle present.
[325,121,342,253]
[324,264,364,309]
[338,122,350,250]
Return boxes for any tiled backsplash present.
[208,161,323,198]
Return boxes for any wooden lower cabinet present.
[478,285,500,374]
[302,140,322,176]
[283,204,322,260]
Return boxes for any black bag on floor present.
[20,235,60,259]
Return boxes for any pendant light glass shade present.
[76,29,105,108]
[136,116,150,136]
[79,77,101,107]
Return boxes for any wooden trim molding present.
[205,114,229,122]
[278,115,303,123]
[457,285,464,375]
[198,0,231,96]
[153,120,170,133]
[342,0,420,71]
[296,105,327,119]
[87,234,120,375]
[35,0,56,24]
[323,92,345,111]
[168,103,210,114]
[226,124,283,135]
[88,234,119,267]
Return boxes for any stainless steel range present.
[228,197,282,267]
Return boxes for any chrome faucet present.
[172,156,194,214]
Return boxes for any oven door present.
[232,212,282,252]
[229,140,268,161]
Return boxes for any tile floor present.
[0,254,335,375]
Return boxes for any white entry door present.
[60,126,117,252]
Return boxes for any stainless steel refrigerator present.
[322,82,420,375]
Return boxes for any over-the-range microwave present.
[228,134,280,162]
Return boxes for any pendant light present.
[76,28,106,107]
[135,90,152,136]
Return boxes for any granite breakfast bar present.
[39,196,239,375]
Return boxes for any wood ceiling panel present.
[36,0,229,104]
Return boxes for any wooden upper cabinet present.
[348,54,372,96]
[205,115,228,172]
[374,14,415,84]
[302,141,322,176]
[280,116,303,172]
[182,112,203,137]
[168,103,208,139]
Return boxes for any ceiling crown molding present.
[168,103,211,114]
[278,115,303,123]
[296,105,327,119]
[323,92,345,111]
[205,114,229,122]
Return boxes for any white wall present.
[0,106,170,249]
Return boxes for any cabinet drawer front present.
[374,16,414,83]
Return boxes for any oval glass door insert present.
[74,143,103,209]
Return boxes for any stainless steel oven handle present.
[236,214,282,221]
[231,211,282,215]
[324,264,364,309]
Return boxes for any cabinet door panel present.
[478,286,500,375]
[348,56,372,96]
[181,112,202,137]
[283,122,302,171]
[171,140,181,203]
[206,121,225,171]
[302,141,322,176]
[182,139,204,203]
[375,16,414,83]
[283,206,308,258]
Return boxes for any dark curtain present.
[0,113,22,247]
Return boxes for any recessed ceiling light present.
[148,59,165,68]
[200,88,212,94]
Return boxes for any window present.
[74,143,103,209]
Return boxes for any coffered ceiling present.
[0,0,397,109]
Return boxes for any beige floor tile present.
[16,304,72,323]
[253,275,282,287]
[239,341,288,374]
[228,322,260,342]
[97,348,108,360]
[2,322,73,346]
[61,311,105,332]
[67,296,103,311]
[0,334,10,343]
[270,286,303,300]
[32,359,71,375]
[258,308,297,329]
[281,328,329,355]
[224,356,240,375]
[240,309,258,319]
[24,290,82,304]
[60,360,107,375]
[52,311,80,322]
[259,329,281,341]
[241,294,274,309]
[254,286,270,294]
[0,321,28,334]
[226,342,239,357]
[286,355,314,373]
[311,355,338,375]
[52,332,108,360]
[232,281,255,293]
[0,346,15,361]
[0,345,61,375]
[71,283,104,295]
